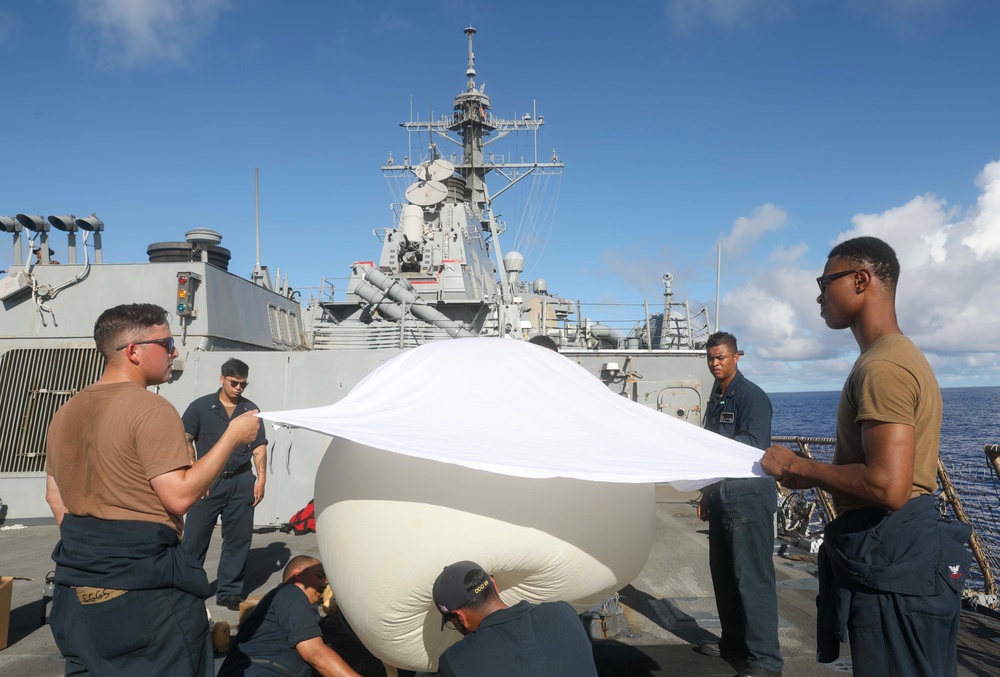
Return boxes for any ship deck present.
[1,485,999,676]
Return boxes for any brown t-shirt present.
[833,334,942,513]
[46,382,191,535]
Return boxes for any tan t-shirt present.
[833,333,942,514]
[46,382,191,535]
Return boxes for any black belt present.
[219,460,252,479]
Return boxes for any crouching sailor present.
[44,303,262,676]
[217,555,361,677]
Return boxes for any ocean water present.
[770,386,1000,464]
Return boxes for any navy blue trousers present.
[843,575,962,677]
[705,476,783,672]
[50,584,213,676]
[182,471,255,601]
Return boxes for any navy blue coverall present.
[702,369,783,673]
[181,389,267,603]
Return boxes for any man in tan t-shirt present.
[761,237,971,677]
[45,303,261,677]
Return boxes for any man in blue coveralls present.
[432,561,599,677]
[183,358,268,610]
[696,332,783,677]
[218,555,361,677]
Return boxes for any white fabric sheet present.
[258,337,765,490]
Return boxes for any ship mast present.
[381,26,564,333]
[387,27,563,222]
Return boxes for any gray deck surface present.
[1,485,999,676]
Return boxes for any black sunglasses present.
[115,337,175,353]
[227,379,249,389]
[816,270,858,294]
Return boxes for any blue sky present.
[2,0,999,392]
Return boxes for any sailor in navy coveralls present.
[697,332,783,677]
[182,358,268,609]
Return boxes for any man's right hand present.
[152,410,264,516]
[761,444,815,490]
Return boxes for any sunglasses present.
[816,269,858,294]
[226,379,249,389]
[115,337,175,353]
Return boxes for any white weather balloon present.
[315,441,654,671]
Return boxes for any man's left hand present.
[253,478,266,507]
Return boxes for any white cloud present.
[599,245,696,297]
[722,159,1000,391]
[666,0,954,37]
[72,0,232,68]
[961,160,1000,258]
[0,9,20,44]
[767,242,808,265]
[723,284,821,360]
[719,203,787,256]
[664,0,792,33]
[848,0,952,20]
[836,193,957,268]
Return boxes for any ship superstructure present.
[0,27,713,524]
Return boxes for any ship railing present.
[770,436,838,540]
[301,277,351,306]
[939,444,1000,609]
[535,301,711,351]
[771,436,1000,611]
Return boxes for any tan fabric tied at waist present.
[74,586,127,605]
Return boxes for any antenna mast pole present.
[255,167,261,268]
[251,167,269,287]
[715,244,721,332]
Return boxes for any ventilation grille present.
[0,348,104,473]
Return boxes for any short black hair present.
[528,335,558,352]
[706,331,738,354]
[828,236,899,291]
[94,304,169,361]
[221,358,249,378]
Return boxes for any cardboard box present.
[238,595,262,627]
[0,576,13,651]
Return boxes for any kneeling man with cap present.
[432,561,599,677]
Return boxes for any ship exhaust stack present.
[0,217,24,267]
[47,216,78,264]
[15,214,50,264]
[75,215,104,264]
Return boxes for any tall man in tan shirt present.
[45,303,261,676]
[762,237,971,677]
